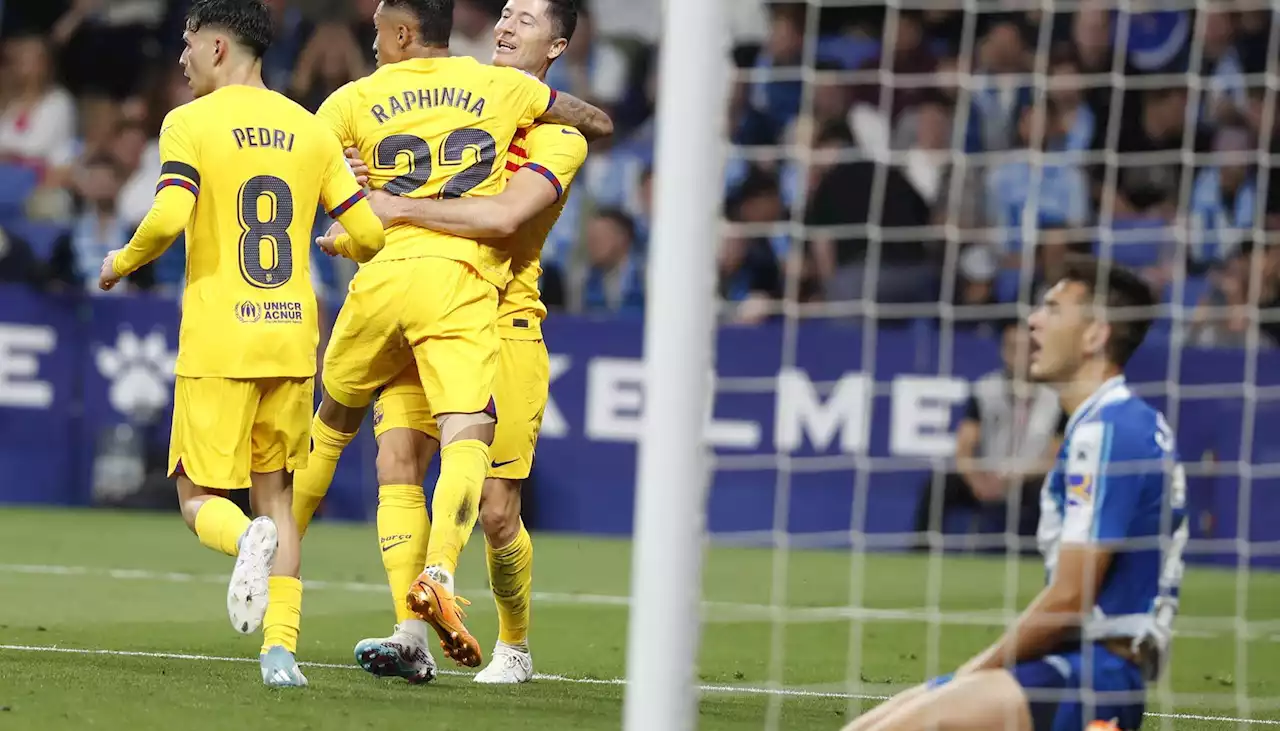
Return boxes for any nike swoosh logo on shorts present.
[490,458,519,469]
[381,540,409,552]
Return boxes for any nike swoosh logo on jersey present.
[380,540,409,552]
[491,458,519,469]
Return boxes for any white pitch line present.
[4,563,1280,640]
[1,644,1275,726]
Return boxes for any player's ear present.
[397,24,410,49]
[1084,320,1111,359]
[547,38,568,63]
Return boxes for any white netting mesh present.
[706,1,1280,728]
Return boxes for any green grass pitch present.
[1,508,1278,730]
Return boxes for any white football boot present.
[473,642,534,684]
[260,645,308,687]
[354,620,438,684]
[228,516,278,634]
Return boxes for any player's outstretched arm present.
[101,186,194,290]
[369,168,560,239]
[539,91,613,141]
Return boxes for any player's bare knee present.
[376,428,431,486]
[249,470,292,517]
[317,389,366,433]
[437,411,496,446]
[176,477,213,532]
[480,478,521,547]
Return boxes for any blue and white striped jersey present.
[1037,376,1188,677]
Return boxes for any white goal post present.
[622,0,729,730]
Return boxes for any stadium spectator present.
[574,209,645,315]
[451,0,499,61]
[1046,50,1095,153]
[50,0,165,99]
[968,15,1033,153]
[544,3,630,114]
[952,244,1002,337]
[720,171,785,323]
[984,95,1091,252]
[848,10,937,125]
[1094,84,1211,219]
[0,226,43,288]
[46,155,138,295]
[1186,126,1256,271]
[914,320,1066,542]
[805,137,939,311]
[0,35,76,174]
[738,2,808,146]
[1187,239,1280,349]
[289,22,367,112]
[1199,4,1247,128]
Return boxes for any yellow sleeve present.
[521,125,589,199]
[114,110,199,276]
[319,136,366,218]
[495,67,554,128]
[315,81,359,147]
[320,148,386,263]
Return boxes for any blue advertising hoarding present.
[1,286,1277,567]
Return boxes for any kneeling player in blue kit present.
[843,259,1185,731]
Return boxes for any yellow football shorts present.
[373,338,550,480]
[168,375,314,490]
[322,258,499,416]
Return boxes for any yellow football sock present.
[194,496,252,557]
[377,484,431,623]
[262,576,303,654]
[424,439,490,574]
[292,416,357,537]
[487,523,533,647]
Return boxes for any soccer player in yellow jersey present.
[312,0,587,685]
[96,0,385,688]
[291,0,611,670]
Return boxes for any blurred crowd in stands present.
[0,1,1277,346]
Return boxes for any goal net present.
[666,1,1280,728]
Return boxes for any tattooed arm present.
[539,91,614,141]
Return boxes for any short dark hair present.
[544,0,579,41]
[725,168,781,221]
[593,208,637,241]
[186,0,273,58]
[1060,258,1156,368]
[384,0,454,47]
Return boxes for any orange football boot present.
[406,570,483,668]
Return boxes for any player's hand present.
[98,250,122,291]
[367,189,405,227]
[316,221,346,257]
[962,471,1004,502]
[344,147,370,187]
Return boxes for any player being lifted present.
[291,0,611,669]
[842,260,1184,731]
[97,0,385,688]
[305,0,589,685]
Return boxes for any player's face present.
[1027,280,1095,385]
[179,28,217,98]
[493,0,565,74]
[372,2,409,67]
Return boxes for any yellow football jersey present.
[155,85,368,379]
[316,56,555,287]
[498,123,588,339]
